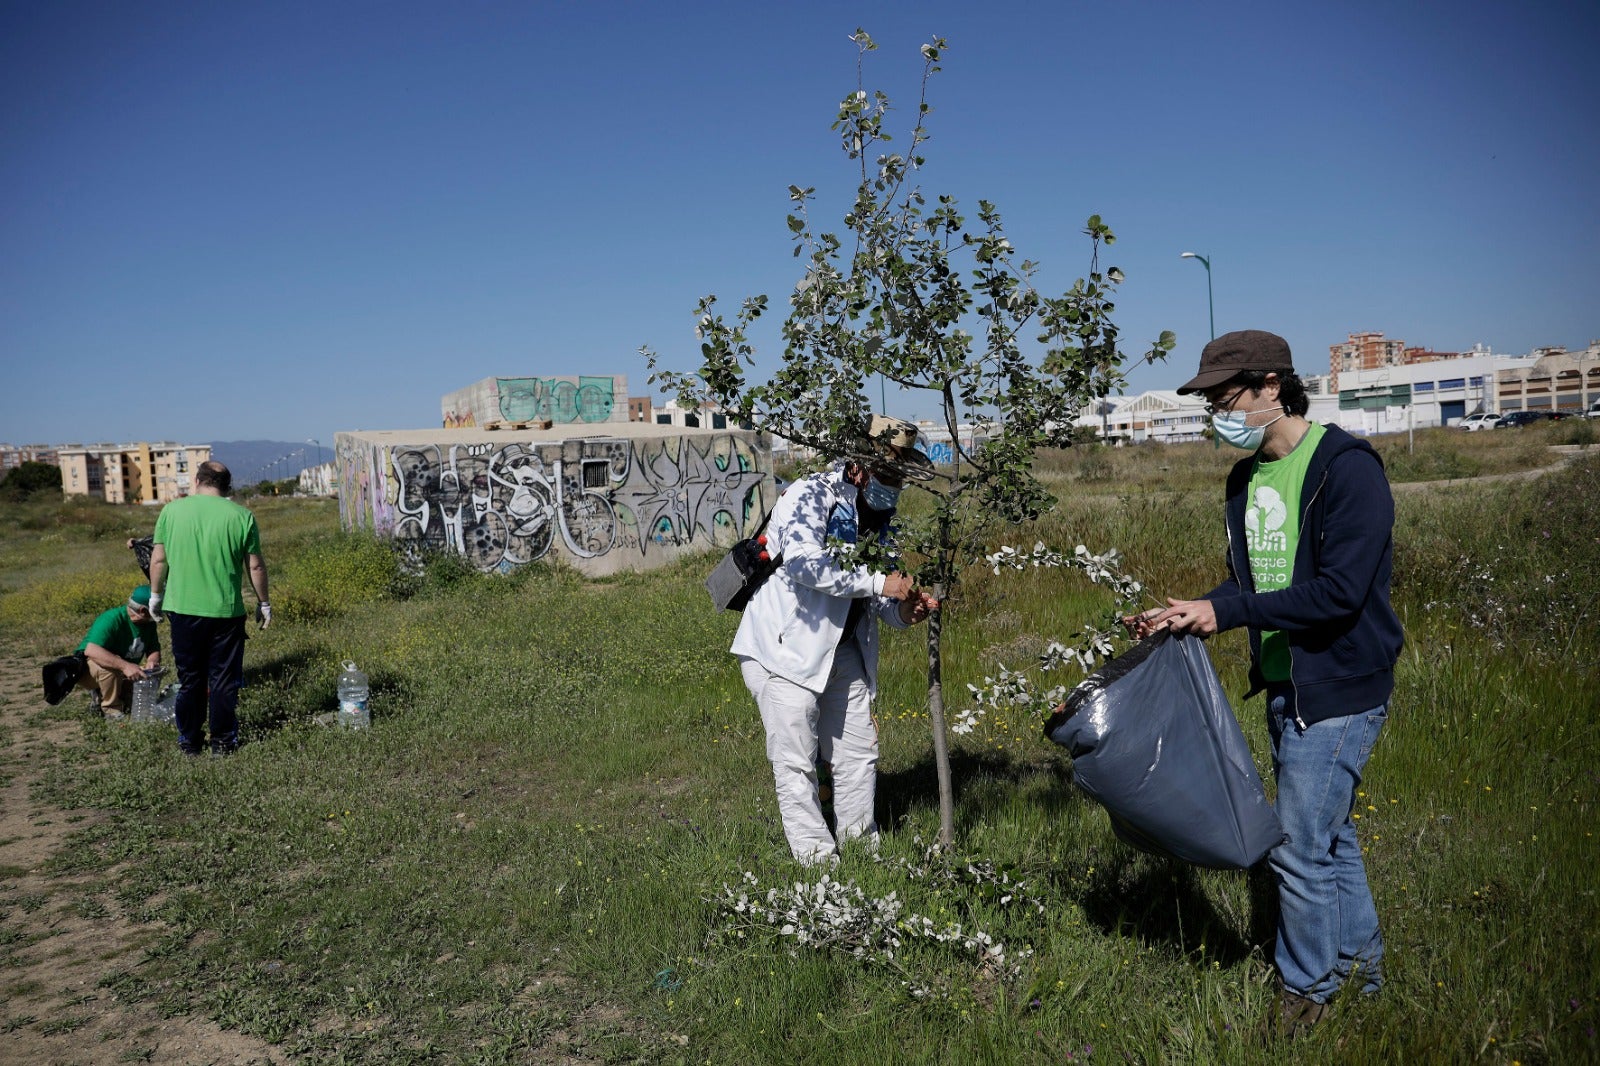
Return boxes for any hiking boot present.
[1276,990,1330,1039]
[103,708,128,723]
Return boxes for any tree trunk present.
[925,585,955,847]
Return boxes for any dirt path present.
[1392,448,1589,493]
[0,653,284,1066]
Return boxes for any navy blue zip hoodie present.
[1204,424,1404,724]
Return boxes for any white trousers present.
[739,643,880,865]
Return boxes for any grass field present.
[1,425,1596,1064]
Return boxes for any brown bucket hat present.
[862,414,935,481]
[1176,330,1295,394]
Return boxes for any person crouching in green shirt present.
[75,584,161,719]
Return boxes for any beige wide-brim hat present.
[863,414,935,481]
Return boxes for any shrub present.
[0,568,138,629]
[1377,442,1482,482]
[386,544,503,599]
[1555,416,1595,446]
[273,532,401,623]
[1,461,63,501]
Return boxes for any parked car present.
[1587,399,1600,419]
[1496,411,1553,428]
[1458,412,1498,431]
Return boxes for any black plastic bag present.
[1044,630,1283,869]
[42,652,87,706]
[129,535,154,578]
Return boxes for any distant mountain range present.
[210,440,330,485]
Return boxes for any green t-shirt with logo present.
[76,605,160,662]
[153,494,262,618]
[1246,423,1327,682]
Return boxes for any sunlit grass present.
[1,448,1596,1063]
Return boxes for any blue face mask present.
[862,476,902,511]
[1212,408,1284,451]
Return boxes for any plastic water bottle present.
[337,661,370,730]
[149,681,179,725]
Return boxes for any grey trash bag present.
[1043,630,1283,869]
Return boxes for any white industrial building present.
[1075,351,1548,441]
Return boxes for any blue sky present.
[3,1,1596,445]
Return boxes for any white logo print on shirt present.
[1245,486,1288,552]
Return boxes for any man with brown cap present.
[732,415,939,865]
[1126,330,1403,1035]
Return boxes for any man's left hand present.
[256,603,272,630]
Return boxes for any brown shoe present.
[1277,990,1330,1039]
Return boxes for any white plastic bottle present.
[336,661,370,730]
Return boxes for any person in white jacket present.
[731,416,939,864]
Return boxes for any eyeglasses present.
[1202,387,1249,417]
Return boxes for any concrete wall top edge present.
[338,424,762,445]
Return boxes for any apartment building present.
[1328,332,1409,390]
[58,442,211,504]
[0,444,59,471]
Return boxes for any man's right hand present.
[1121,607,1164,639]
[119,661,146,682]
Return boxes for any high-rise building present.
[1328,332,1407,391]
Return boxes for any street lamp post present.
[1180,252,1214,340]
[1181,252,1217,447]
[307,438,324,467]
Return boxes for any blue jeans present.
[169,612,246,754]
[1266,688,1387,1002]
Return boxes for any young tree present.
[643,30,1172,846]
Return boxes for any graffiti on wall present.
[497,376,615,424]
[341,433,769,573]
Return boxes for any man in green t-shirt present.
[149,461,271,756]
[1126,330,1403,1038]
[73,584,162,718]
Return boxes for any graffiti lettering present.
[340,433,770,574]
[497,376,615,424]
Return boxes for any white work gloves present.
[256,602,272,630]
[148,592,164,622]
